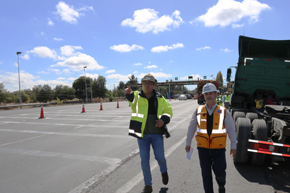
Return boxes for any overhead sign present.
[203,76,207,79]
[175,77,178,80]
[188,76,193,80]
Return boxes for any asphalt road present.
[0,99,288,193]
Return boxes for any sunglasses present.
[142,82,155,86]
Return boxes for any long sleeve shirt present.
[186,103,237,149]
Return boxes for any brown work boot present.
[141,185,152,193]
[162,171,169,185]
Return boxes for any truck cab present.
[228,36,290,165]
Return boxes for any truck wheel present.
[233,111,246,123]
[234,117,251,164]
[246,112,258,123]
[250,119,268,165]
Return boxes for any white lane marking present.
[116,136,187,193]
[0,135,46,147]
[68,149,140,193]
[71,114,192,193]
[0,121,128,128]
[0,147,121,165]
[0,128,128,138]
[0,116,130,121]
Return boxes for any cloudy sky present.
[0,0,289,92]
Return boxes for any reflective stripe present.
[285,60,290,62]
[244,57,253,66]
[212,129,226,133]
[196,106,203,127]
[218,107,225,131]
[201,119,206,122]
[162,113,171,118]
[131,113,144,118]
[128,129,142,137]
[198,129,207,133]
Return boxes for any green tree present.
[54,85,76,101]
[117,81,126,90]
[33,84,54,102]
[125,74,139,91]
[93,76,107,98]
[72,76,93,100]
[216,71,223,86]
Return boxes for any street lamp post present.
[83,66,88,103]
[16,52,22,109]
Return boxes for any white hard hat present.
[202,83,217,94]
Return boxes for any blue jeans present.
[198,147,226,193]
[137,134,167,186]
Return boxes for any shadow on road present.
[234,157,290,193]
[159,187,168,193]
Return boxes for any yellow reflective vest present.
[127,90,173,138]
[196,105,227,149]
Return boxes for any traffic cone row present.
[38,100,129,119]
[39,105,45,119]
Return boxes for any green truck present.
[227,36,290,165]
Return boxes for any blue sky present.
[1,0,289,92]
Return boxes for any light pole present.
[83,66,88,103]
[16,52,22,109]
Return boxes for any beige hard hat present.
[142,73,156,83]
[202,83,218,94]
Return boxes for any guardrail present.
[0,103,51,109]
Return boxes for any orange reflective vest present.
[196,105,227,149]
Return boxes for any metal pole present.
[90,81,92,101]
[17,52,22,109]
[84,67,88,103]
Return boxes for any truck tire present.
[250,119,268,165]
[234,117,251,164]
[246,112,258,123]
[233,111,246,123]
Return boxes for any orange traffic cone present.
[81,102,86,113]
[117,100,119,108]
[39,105,45,119]
[100,102,103,110]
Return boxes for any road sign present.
[175,77,178,80]
[188,76,193,80]
[203,76,207,79]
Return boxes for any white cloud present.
[145,65,158,69]
[151,43,184,53]
[138,72,171,79]
[133,71,138,74]
[51,69,61,75]
[221,48,232,53]
[52,53,104,71]
[83,73,99,79]
[133,63,142,66]
[110,44,144,53]
[30,46,57,59]
[196,46,211,51]
[54,37,63,41]
[48,18,54,26]
[106,74,132,82]
[196,0,271,27]
[232,23,244,28]
[22,54,30,60]
[60,45,83,56]
[121,9,184,34]
[38,71,50,74]
[57,77,65,80]
[55,1,93,24]
[106,69,116,73]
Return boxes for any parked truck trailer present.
[228,36,290,165]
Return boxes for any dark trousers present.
[198,147,226,193]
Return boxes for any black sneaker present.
[142,185,152,193]
[162,172,169,185]
[219,186,225,193]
